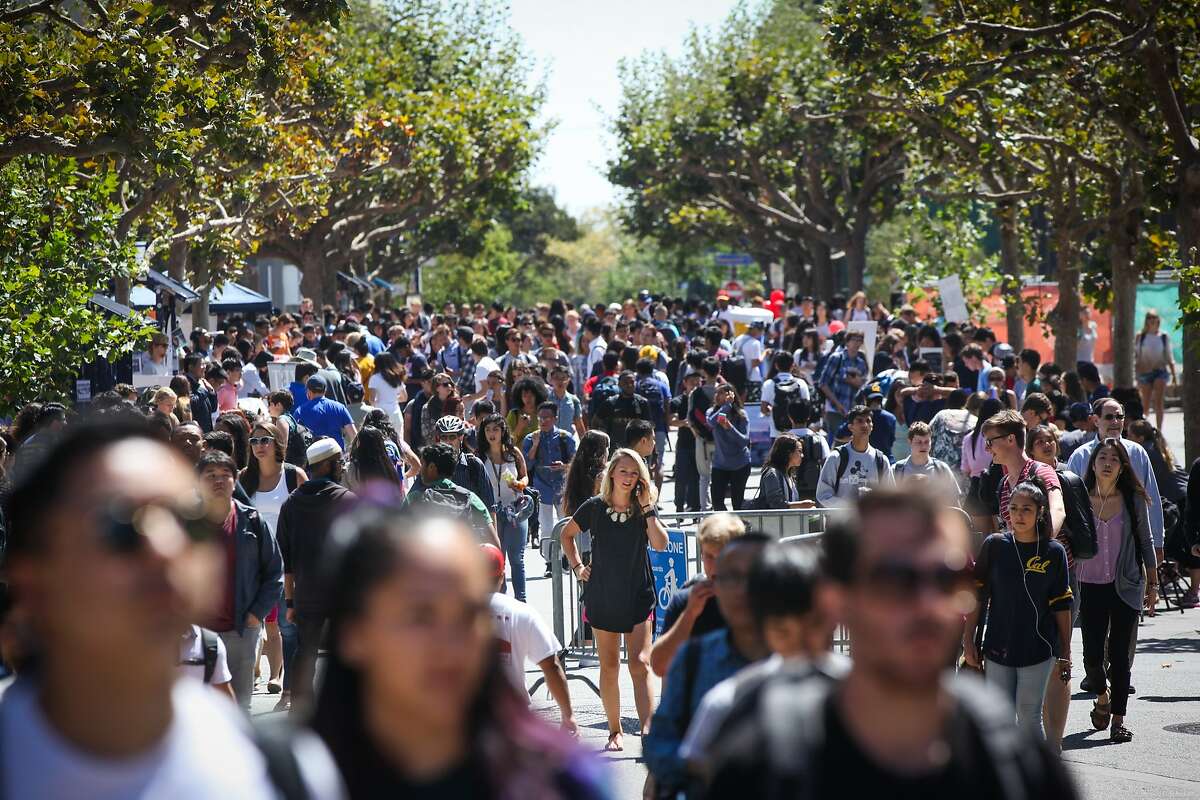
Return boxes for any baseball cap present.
[607,302,622,313]
[866,382,884,400]
[992,342,1015,361]
[306,437,342,465]
[828,320,846,335]
[305,374,327,392]
[480,544,505,578]
[749,320,766,330]
[1068,402,1091,424]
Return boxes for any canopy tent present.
[337,271,372,292]
[194,282,273,315]
[143,269,200,303]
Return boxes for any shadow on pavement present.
[1136,695,1200,703]
[1136,637,1200,654]
[1062,729,1116,751]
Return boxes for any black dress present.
[572,496,655,633]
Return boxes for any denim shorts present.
[1137,367,1169,385]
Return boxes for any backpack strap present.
[759,676,832,800]
[874,451,887,480]
[284,463,299,494]
[678,635,705,737]
[946,678,1039,800]
[250,722,312,800]
[832,444,852,494]
[200,627,220,685]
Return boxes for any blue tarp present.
[131,281,271,314]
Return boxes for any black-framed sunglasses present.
[863,559,972,599]
[1101,412,1125,422]
[100,496,211,555]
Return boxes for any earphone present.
[1011,513,1055,660]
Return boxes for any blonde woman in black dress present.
[561,448,668,752]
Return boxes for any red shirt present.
[999,459,1073,567]
[206,506,238,632]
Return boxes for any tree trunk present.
[844,230,867,294]
[1109,196,1140,389]
[1177,161,1200,464]
[810,240,834,303]
[114,275,131,306]
[1051,228,1081,369]
[192,258,211,331]
[299,250,336,308]
[784,252,809,296]
[995,200,1025,350]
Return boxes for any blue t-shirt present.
[294,397,354,448]
[364,333,386,356]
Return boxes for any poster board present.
[937,275,970,324]
[919,346,944,374]
[848,320,878,370]
[649,530,689,639]
[267,361,299,391]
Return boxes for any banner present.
[649,529,689,639]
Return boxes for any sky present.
[506,1,742,216]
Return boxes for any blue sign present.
[649,529,689,638]
[713,252,755,266]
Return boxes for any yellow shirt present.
[357,354,375,388]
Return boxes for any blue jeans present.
[500,516,529,602]
[986,658,1054,737]
[278,610,297,693]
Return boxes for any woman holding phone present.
[706,383,751,510]
[560,449,668,753]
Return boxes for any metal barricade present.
[547,507,848,673]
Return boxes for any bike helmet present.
[435,415,466,435]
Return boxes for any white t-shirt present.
[179,626,232,686]
[0,678,344,800]
[251,469,291,534]
[490,592,560,701]
[761,376,811,437]
[736,335,764,382]
[368,373,404,416]
[474,356,501,393]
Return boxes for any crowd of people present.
[0,288,1196,798]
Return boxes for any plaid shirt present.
[817,349,868,412]
[456,352,477,397]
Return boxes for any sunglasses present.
[1101,413,1125,421]
[862,559,972,599]
[100,497,211,555]
[249,436,275,446]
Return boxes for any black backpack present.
[587,376,620,427]
[831,444,888,495]
[282,413,315,468]
[771,376,803,433]
[1055,467,1098,560]
[794,435,822,501]
[199,627,221,684]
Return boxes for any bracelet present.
[570,563,582,572]
[643,507,658,518]
[285,598,294,609]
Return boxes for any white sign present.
[768,262,785,291]
[937,275,970,324]
[848,320,878,369]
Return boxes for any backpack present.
[413,482,476,521]
[199,627,221,684]
[831,444,888,495]
[282,413,315,468]
[587,376,620,426]
[637,376,666,428]
[794,434,822,501]
[1055,467,1098,560]
[771,375,803,433]
[705,673,1052,800]
[651,635,705,800]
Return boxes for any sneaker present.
[1079,676,1099,693]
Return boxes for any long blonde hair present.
[598,448,658,512]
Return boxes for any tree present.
[609,2,906,300]
[0,158,153,414]
[256,0,544,305]
[826,0,1200,458]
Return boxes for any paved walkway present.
[247,408,1199,798]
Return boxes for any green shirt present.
[401,477,492,532]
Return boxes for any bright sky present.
[507,1,741,216]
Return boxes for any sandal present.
[1090,699,1112,731]
[604,731,623,752]
[1110,724,1134,743]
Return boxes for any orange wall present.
[913,283,1112,365]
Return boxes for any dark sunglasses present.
[1101,412,1125,421]
[101,496,211,555]
[249,436,275,446]
[863,559,972,599]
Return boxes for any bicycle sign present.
[649,529,689,639]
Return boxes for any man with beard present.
[277,438,355,715]
[702,487,1076,800]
